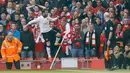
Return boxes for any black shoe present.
[106,68,112,71]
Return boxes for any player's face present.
[125,46,129,51]
[7,32,13,42]
[43,11,48,17]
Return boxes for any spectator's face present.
[87,1,92,6]
[82,18,88,25]
[96,18,101,24]
[54,7,58,13]
[74,8,80,13]
[72,20,76,26]
[85,18,89,23]
[75,19,79,24]
[109,1,114,7]
[125,46,129,51]
[61,12,65,17]
[7,32,13,42]
[114,46,119,52]
[21,19,26,25]
[63,7,68,12]
[97,1,101,6]
[20,14,25,20]
[110,13,115,21]
[7,2,13,8]
[123,13,128,19]
[74,24,80,32]
[60,18,66,26]
[11,24,17,30]
[0,25,3,32]
[15,5,20,11]
[84,6,89,12]
[45,2,49,7]
[117,24,122,30]
[51,9,55,15]
[23,26,28,31]
[104,13,110,21]
[49,22,55,28]
[76,2,81,8]
[6,14,11,20]
[89,25,94,32]
[1,14,6,20]
[34,6,39,12]
[120,11,124,16]
[72,1,76,6]
[15,15,20,21]
[82,19,86,25]
[39,11,42,15]
[124,9,129,14]
[87,11,92,18]
[29,0,36,5]
[73,12,79,18]
[109,8,115,13]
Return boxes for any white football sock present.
[46,47,51,58]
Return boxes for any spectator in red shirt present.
[115,23,123,47]
[50,9,59,25]
[54,7,60,16]
[6,14,12,31]
[87,0,95,14]
[122,19,130,32]
[35,28,45,58]
[94,0,106,15]
[0,0,6,5]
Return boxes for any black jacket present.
[20,30,35,51]
[0,32,6,47]
[0,32,6,58]
[123,28,130,46]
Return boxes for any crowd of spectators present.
[0,0,130,70]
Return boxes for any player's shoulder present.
[37,15,44,19]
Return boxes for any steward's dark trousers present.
[105,54,115,69]
[123,57,130,69]
[6,60,20,69]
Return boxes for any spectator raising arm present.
[38,5,46,9]
[47,15,59,21]
[26,5,35,13]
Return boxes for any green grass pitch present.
[0,70,130,73]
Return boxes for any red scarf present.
[115,29,123,38]
[86,31,96,47]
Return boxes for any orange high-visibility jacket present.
[1,36,22,62]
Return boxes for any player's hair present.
[42,9,48,13]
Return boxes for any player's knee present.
[56,33,61,37]
[46,41,50,46]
